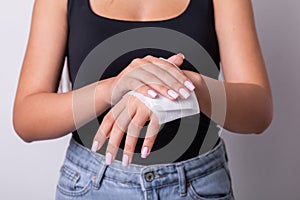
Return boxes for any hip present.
[56,137,234,200]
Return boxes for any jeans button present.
[145,172,155,182]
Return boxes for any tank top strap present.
[67,0,88,20]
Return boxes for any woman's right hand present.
[109,53,196,105]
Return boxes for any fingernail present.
[184,81,195,91]
[122,154,129,166]
[167,89,179,99]
[179,88,190,99]
[147,89,158,98]
[141,147,149,158]
[91,141,99,152]
[105,152,112,165]
[178,53,185,59]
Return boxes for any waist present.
[64,136,227,187]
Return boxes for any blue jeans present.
[56,138,234,200]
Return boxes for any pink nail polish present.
[167,90,179,99]
[178,53,185,59]
[184,81,195,91]
[122,154,129,166]
[106,153,112,165]
[91,141,99,152]
[179,88,190,99]
[147,89,158,98]
[141,147,149,158]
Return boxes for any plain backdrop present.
[1,0,299,199]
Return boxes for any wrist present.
[96,77,116,106]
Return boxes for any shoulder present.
[33,0,68,15]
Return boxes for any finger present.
[140,63,191,99]
[91,98,126,152]
[141,114,160,158]
[111,74,144,104]
[167,53,185,67]
[167,54,195,91]
[117,73,159,99]
[103,99,125,138]
[105,104,132,165]
[122,134,138,167]
[129,68,180,100]
[119,73,160,99]
[157,56,196,92]
[127,56,183,100]
[91,128,107,153]
[123,107,150,166]
[134,85,158,98]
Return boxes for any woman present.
[13,0,273,199]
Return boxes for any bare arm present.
[13,0,113,142]
[13,0,189,142]
[183,0,273,134]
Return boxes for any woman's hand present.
[108,53,196,105]
[92,93,160,166]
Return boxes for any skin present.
[13,0,273,166]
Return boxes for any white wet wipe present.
[126,90,200,124]
[123,56,200,124]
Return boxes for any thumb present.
[167,53,185,67]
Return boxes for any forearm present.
[184,71,273,134]
[13,78,114,142]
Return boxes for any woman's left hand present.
[91,92,160,166]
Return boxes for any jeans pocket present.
[56,164,92,197]
[187,165,233,200]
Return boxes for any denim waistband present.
[64,137,228,192]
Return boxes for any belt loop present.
[93,162,108,189]
[176,164,187,197]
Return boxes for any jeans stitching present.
[65,155,98,174]
[103,176,141,186]
[187,163,225,182]
[57,181,93,197]
[186,164,232,200]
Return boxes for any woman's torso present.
[66,0,221,163]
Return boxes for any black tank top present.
[67,0,221,162]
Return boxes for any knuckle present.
[127,123,141,136]
[127,104,136,116]
[144,136,156,144]
[142,73,154,81]
[114,120,126,133]
[127,78,136,88]
[124,142,135,153]
[131,58,141,65]
[156,84,169,92]
[133,58,147,68]
[156,69,169,77]
[111,125,123,136]
[132,118,144,128]
[172,82,184,90]
[140,105,151,116]
[126,107,136,119]
[106,144,118,154]
[177,73,189,83]
[144,55,153,60]
[99,122,110,135]
[135,84,148,93]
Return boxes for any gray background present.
[0,0,299,199]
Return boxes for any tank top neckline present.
[86,0,192,23]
